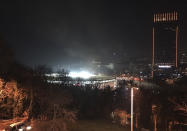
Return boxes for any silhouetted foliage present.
[0,36,14,79]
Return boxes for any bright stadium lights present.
[69,71,95,79]
[158,65,172,68]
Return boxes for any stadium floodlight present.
[158,65,172,68]
[69,71,95,79]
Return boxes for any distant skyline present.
[0,1,187,72]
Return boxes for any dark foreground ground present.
[31,119,131,131]
[69,119,130,131]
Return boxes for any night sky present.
[0,1,187,72]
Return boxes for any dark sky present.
[0,0,187,71]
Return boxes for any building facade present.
[152,11,179,77]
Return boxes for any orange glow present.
[157,14,158,22]
[157,14,159,22]
[172,12,174,21]
[173,12,175,21]
[174,12,176,21]
[152,27,155,66]
[176,26,179,67]
[159,14,161,21]
[154,11,178,22]
[154,14,155,22]
[164,13,166,21]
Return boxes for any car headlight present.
[26,126,32,130]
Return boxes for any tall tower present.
[152,11,179,77]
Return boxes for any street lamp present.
[131,87,134,131]
[131,87,139,131]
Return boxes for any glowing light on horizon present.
[69,71,95,79]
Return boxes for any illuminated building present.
[152,11,179,77]
[179,49,187,75]
[179,49,187,65]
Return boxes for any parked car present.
[4,121,31,131]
